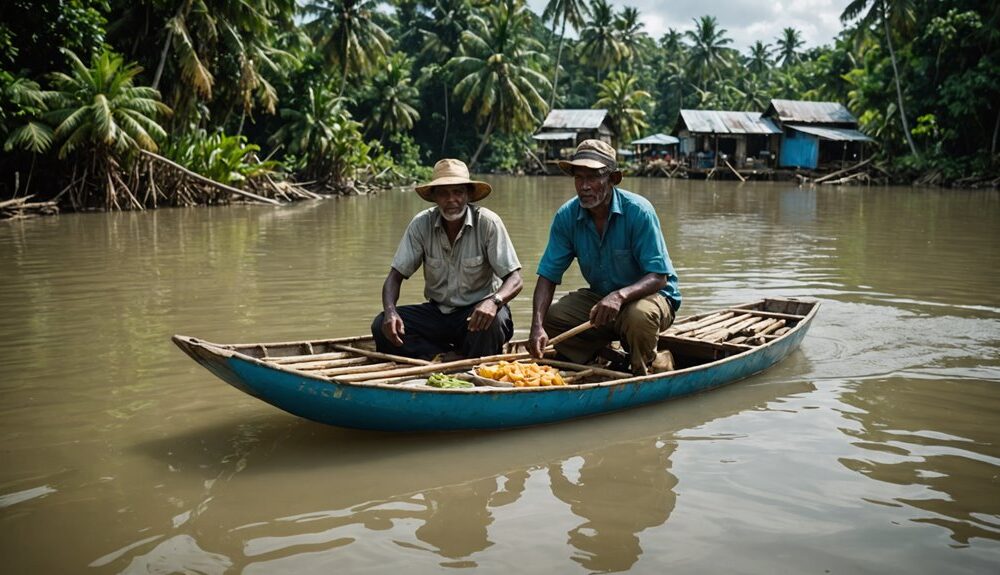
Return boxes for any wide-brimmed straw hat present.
[414,159,492,202]
[557,139,619,176]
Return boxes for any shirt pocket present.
[460,255,489,292]
[423,256,448,294]
[612,249,640,282]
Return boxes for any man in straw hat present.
[371,158,523,360]
[527,140,681,375]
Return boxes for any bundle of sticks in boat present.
[664,310,792,346]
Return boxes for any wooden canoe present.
[172,297,818,431]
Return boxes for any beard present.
[439,205,468,222]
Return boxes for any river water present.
[1,177,998,573]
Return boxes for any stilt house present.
[673,111,781,170]
[532,109,614,163]
[762,99,873,169]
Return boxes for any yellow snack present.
[475,361,569,387]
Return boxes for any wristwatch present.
[490,293,503,307]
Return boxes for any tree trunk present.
[992,107,999,157]
[548,17,568,111]
[152,28,173,90]
[882,2,919,158]
[440,80,450,156]
[338,58,349,99]
[153,2,190,90]
[469,112,496,169]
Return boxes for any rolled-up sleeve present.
[631,208,670,275]
[536,210,575,284]
[481,214,521,278]
[390,216,426,278]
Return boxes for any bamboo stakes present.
[331,344,432,366]
[268,351,354,364]
[282,356,371,370]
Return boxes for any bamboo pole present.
[664,311,731,334]
[669,312,736,336]
[721,309,804,321]
[282,357,371,370]
[316,362,397,377]
[691,314,752,337]
[268,351,354,364]
[724,159,746,182]
[331,344,432,366]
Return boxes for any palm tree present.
[656,60,688,125]
[541,0,590,110]
[2,76,52,154]
[418,0,474,154]
[578,0,626,80]
[366,53,420,141]
[133,0,295,125]
[660,28,684,57]
[734,75,769,111]
[775,27,804,68]
[271,83,361,184]
[305,0,393,97]
[44,49,171,210]
[747,41,772,78]
[684,15,735,91]
[595,71,650,148]
[613,6,649,70]
[841,0,920,158]
[451,0,550,167]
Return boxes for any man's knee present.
[619,300,661,334]
[545,294,588,332]
[370,312,388,345]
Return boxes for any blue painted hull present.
[174,301,816,431]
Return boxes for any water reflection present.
[549,440,677,572]
[837,376,1000,545]
[90,375,810,574]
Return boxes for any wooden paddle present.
[505,320,594,353]
[547,320,594,347]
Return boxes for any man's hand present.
[467,299,498,332]
[381,310,405,346]
[589,290,624,327]
[528,323,548,358]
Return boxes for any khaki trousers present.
[543,289,675,374]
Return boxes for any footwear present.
[650,350,675,373]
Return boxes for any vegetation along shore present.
[1,0,997,220]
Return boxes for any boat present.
[172,297,818,431]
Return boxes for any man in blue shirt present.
[528,140,681,375]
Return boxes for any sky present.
[525,0,855,53]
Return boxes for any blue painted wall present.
[780,130,818,169]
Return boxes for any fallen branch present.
[815,158,873,184]
[139,149,281,205]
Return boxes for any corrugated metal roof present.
[678,110,781,135]
[632,133,680,145]
[788,125,874,141]
[532,132,577,141]
[767,99,858,124]
[542,109,609,130]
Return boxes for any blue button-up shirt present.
[536,187,681,311]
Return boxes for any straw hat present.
[414,159,492,202]
[557,139,619,176]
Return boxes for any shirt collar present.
[433,205,475,229]
[575,187,622,221]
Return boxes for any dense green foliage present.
[1,0,997,207]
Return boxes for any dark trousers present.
[371,302,513,360]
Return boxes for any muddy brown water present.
[1,177,998,573]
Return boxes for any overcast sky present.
[526,0,854,53]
